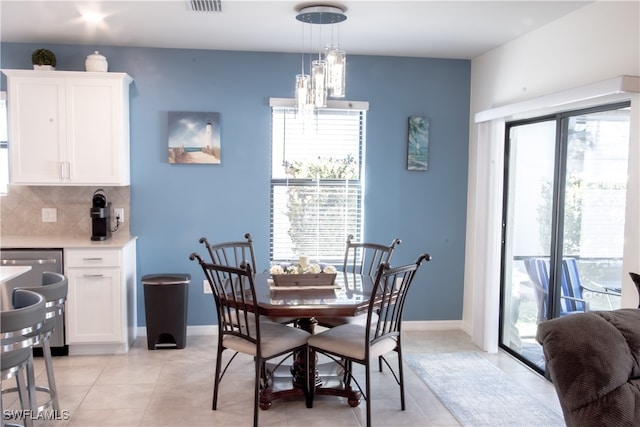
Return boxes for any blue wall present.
[1,43,470,325]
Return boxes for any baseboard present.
[136,320,463,337]
[401,320,463,331]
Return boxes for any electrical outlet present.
[41,208,57,222]
[203,279,212,294]
[114,208,125,224]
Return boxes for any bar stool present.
[1,289,46,427]
[15,272,68,413]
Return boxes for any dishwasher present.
[1,248,68,356]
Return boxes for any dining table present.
[250,271,375,410]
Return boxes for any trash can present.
[142,273,190,350]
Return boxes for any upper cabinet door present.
[66,77,129,184]
[2,70,132,186]
[6,75,66,184]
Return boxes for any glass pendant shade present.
[293,5,347,111]
[325,46,346,98]
[295,74,311,111]
[311,59,327,108]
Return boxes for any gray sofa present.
[536,309,640,427]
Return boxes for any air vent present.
[187,0,222,13]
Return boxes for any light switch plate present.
[203,279,212,294]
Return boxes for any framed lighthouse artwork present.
[168,111,221,164]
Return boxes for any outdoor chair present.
[524,257,588,323]
[307,254,431,427]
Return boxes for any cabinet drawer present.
[65,249,121,268]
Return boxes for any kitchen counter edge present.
[1,235,138,249]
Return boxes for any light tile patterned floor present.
[2,330,562,426]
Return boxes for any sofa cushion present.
[536,308,640,427]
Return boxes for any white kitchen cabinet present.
[1,69,132,185]
[64,240,136,355]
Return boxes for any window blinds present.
[270,106,366,263]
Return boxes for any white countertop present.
[1,234,137,249]
[0,265,32,283]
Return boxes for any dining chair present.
[199,234,294,325]
[189,253,311,427]
[307,254,431,427]
[14,272,68,413]
[629,272,640,308]
[316,235,401,329]
[199,233,257,272]
[1,289,46,427]
[343,234,402,277]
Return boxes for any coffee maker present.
[90,189,111,241]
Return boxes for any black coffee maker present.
[90,189,111,241]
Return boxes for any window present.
[270,101,367,263]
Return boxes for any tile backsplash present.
[1,185,130,237]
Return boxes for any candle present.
[299,256,309,269]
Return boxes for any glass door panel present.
[501,120,556,371]
[562,109,630,312]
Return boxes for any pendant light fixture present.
[294,5,347,111]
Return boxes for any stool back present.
[15,272,68,335]
[1,290,46,362]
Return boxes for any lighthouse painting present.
[168,111,221,164]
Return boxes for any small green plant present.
[31,49,56,67]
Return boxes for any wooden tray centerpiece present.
[269,260,338,289]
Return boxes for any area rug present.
[405,352,565,427]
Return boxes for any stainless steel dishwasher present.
[1,248,68,355]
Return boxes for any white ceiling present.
[0,0,592,59]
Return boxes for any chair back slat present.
[367,254,430,346]
[343,234,401,277]
[199,233,257,272]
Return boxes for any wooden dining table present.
[250,272,375,409]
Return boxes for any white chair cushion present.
[307,323,397,360]
[223,321,310,358]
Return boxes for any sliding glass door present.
[499,102,631,373]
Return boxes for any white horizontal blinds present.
[271,107,364,263]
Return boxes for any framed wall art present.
[168,111,221,164]
[407,115,429,171]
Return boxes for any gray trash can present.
[142,273,190,350]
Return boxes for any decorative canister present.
[85,51,108,72]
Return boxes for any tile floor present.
[3,330,562,427]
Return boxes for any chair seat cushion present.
[307,323,397,360]
[223,321,310,358]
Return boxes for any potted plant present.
[31,48,56,70]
